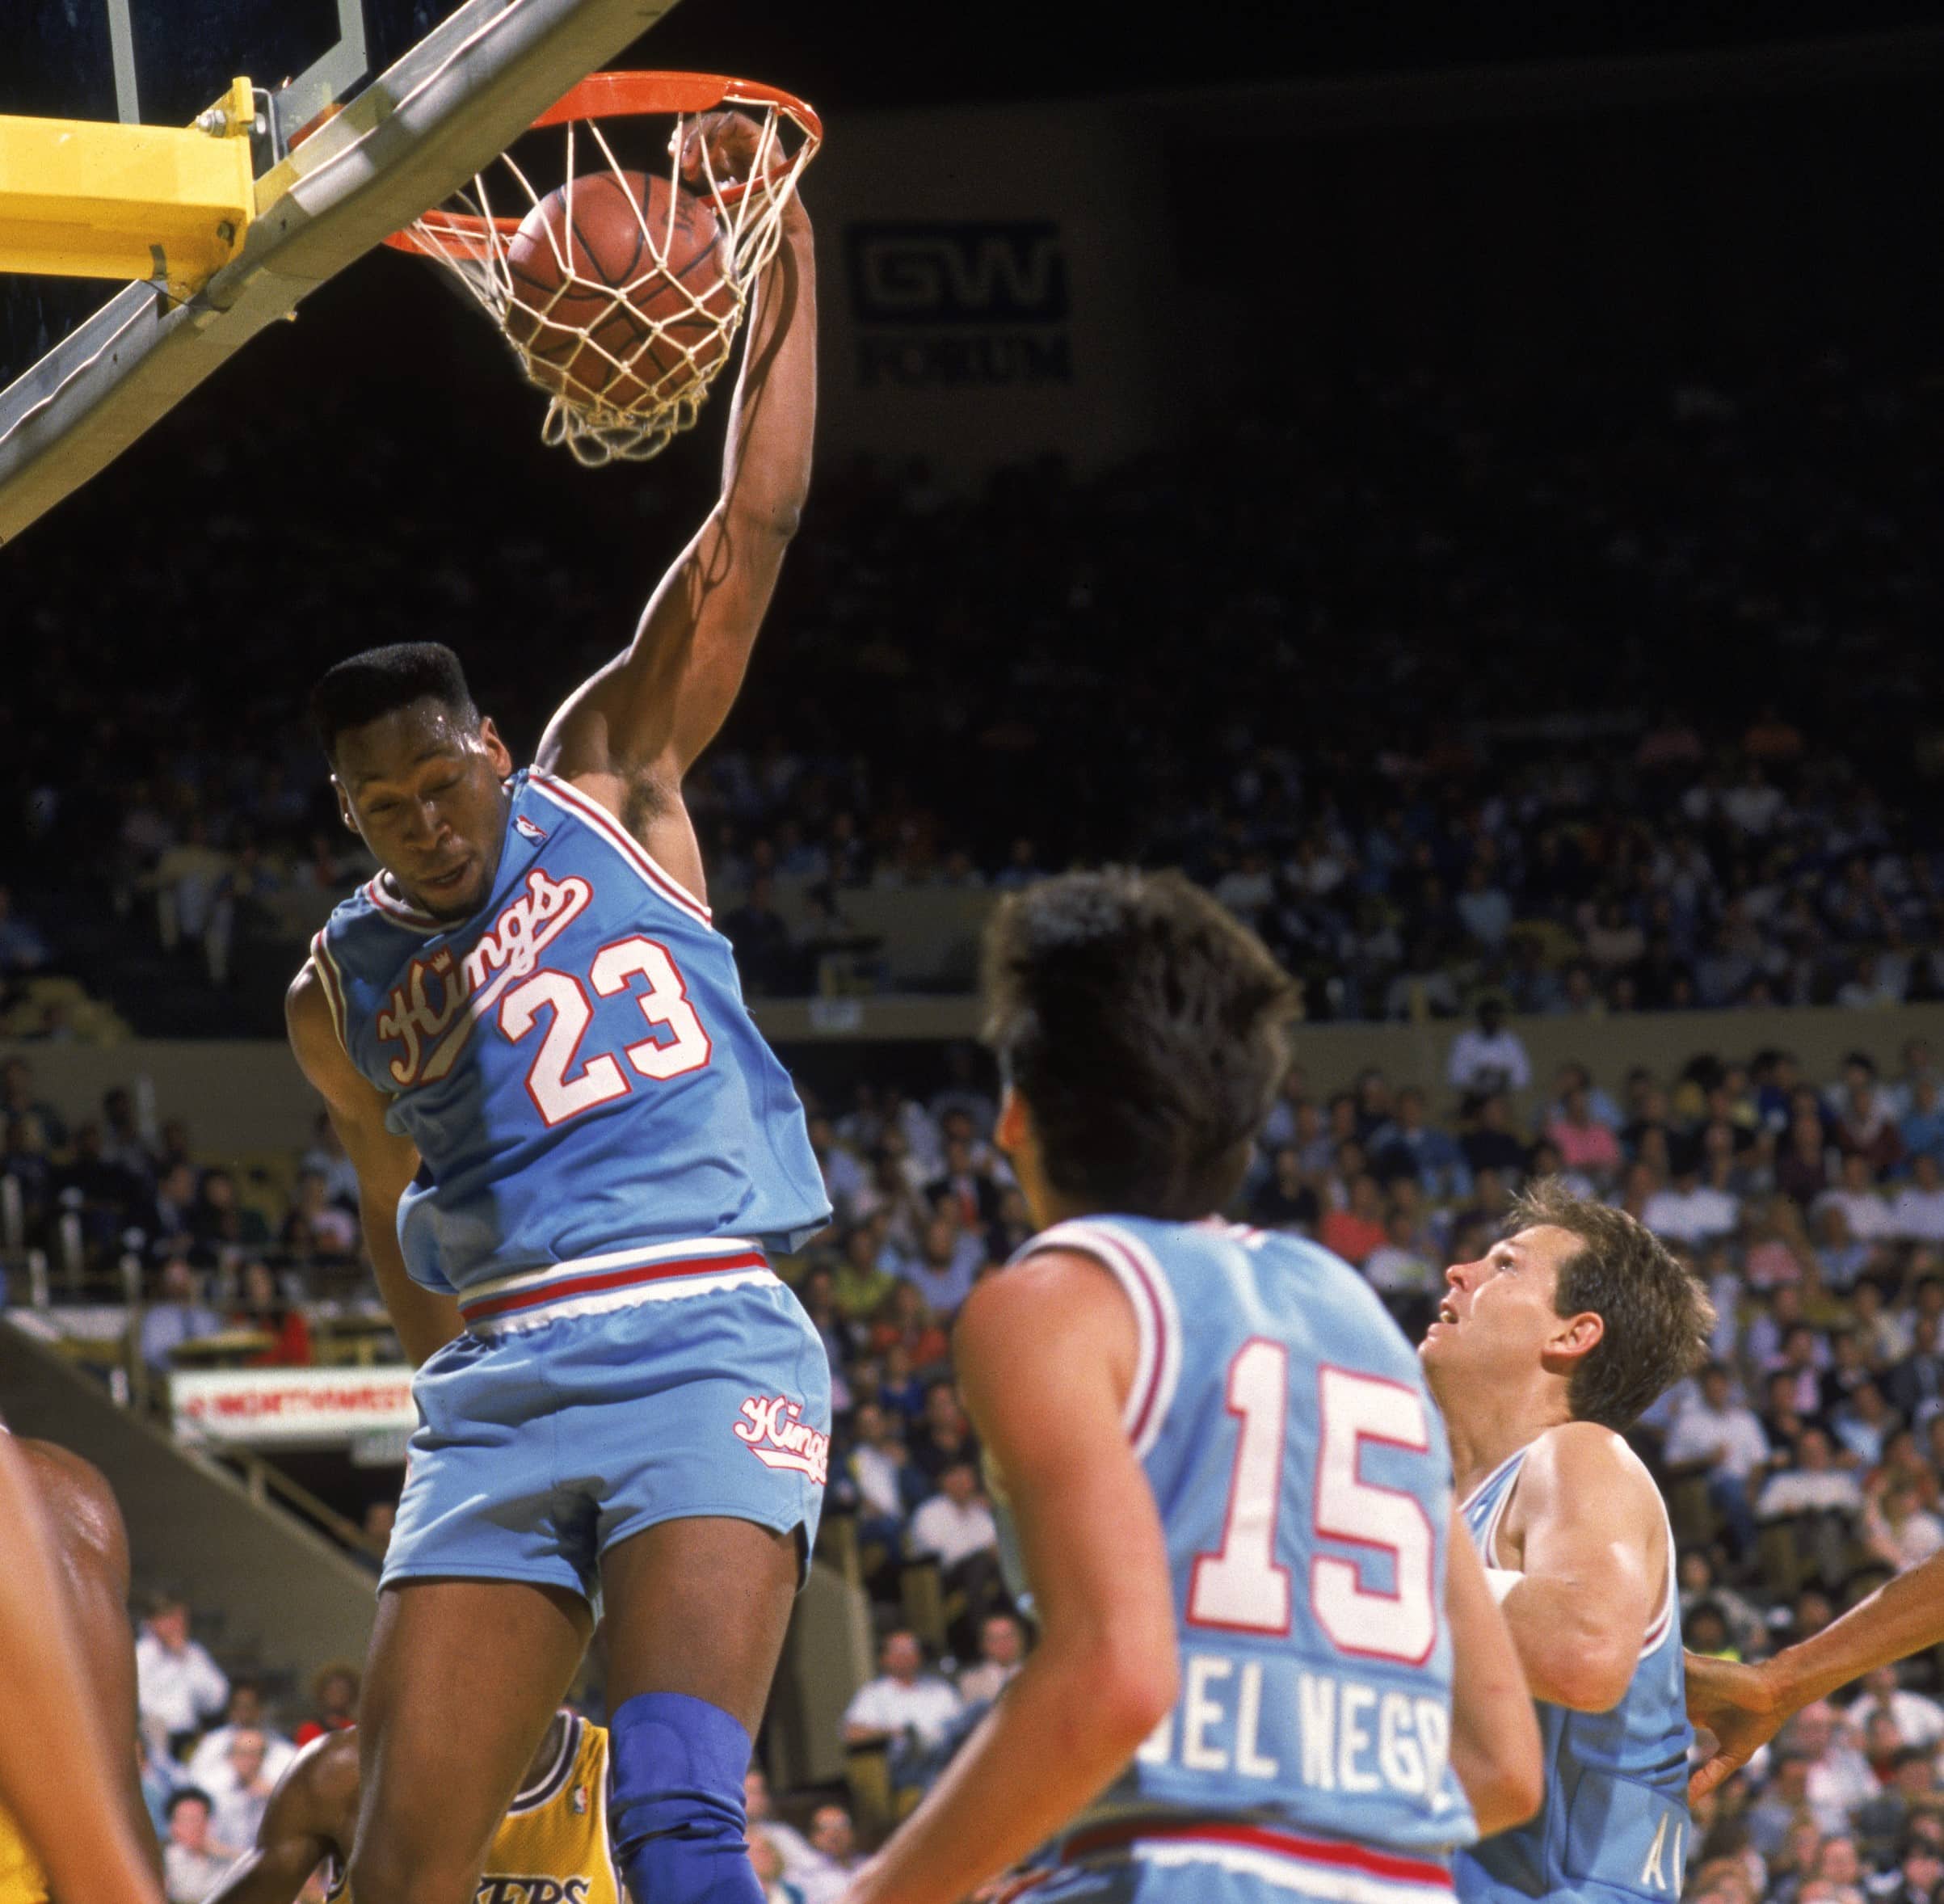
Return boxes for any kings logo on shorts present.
[734,1394,830,1485]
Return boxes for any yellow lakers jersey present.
[330,1715,619,1904]
[0,1802,48,1904]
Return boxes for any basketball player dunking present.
[1420,1185,1714,1904]
[208,1709,619,1904]
[844,871,1541,1904]
[284,116,829,1904]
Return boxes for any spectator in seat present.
[907,1380,977,1483]
[205,1727,275,1852]
[1891,1152,1944,1244]
[845,1402,927,1569]
[1745,1753,1815,1860]
[1785,1702,1879,1838]
[801,1805,862,1902]
[1844,1664,1944,1750]
[1459,1092,1527,1182]
[907,1460,1003,1650]
[1778,1111,1835,1210]
[1885,1316,1944,1426]
[1362,1206,1437,1302]
[280,1169,358,1264]
[1755,1426,1862,1587]
[743,1766,822,1893]
[186,1678,295,1788]
[292,1663,358,1746]
[956,1611,1028,1708]
[140,1257,225,1376]
[190,1167,270,1262]
[720,873,797,996]
[1370,1086,1471,1201]
[1663,1363,1769,1561]
[1319,1171,1386,1267]
[233,1259,313,1366]
[924,1131,1002,1230]
[136,1592,229,1755]
[1248,1145,1319,1232]
[867,1282,949,1377]
[899,1210,982,1318]
[831,1223,898,1324]
[809,1114,870,1225]
[840,1630,965,1797]
[1862,1472,1944,1573]
[1445,996,1531,1102]
[162,1788,236,1903]
[747,1830,802,1904]
[1545,1084,1622,1187]
[1900,1076,1944,1166]
[1815,1154,1896,1245]
[1642,1152,1740,1247]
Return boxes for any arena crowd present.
[2,352,1942,1031]
[12,1012,1944,1898]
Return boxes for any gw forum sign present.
[845,221,1073,390]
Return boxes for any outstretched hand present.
[678,110,772,192]
[1685,1650,1786,1801]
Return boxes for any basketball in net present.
[385,74,820,465]
[503,171,738,413]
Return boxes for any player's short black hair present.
[310,642,478,757]
[983,869,1298,1220]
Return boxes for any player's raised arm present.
[537,114,816,887]
[1443,1504,1543,1837]
[842,1253,1180,1904]
[287,961,465,1367]
[206,1734,359,1904]
[1686,1546,1944,1800]
[1491,1422,1663,1712]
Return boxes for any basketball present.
[504,170,736,412]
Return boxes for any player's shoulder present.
[15,1438,128,1573]
[1519,1419,1662,1519]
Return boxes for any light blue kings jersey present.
[1013,1216,1475,1898]
[312,769,830,1298]
[1456,1447,1690,1904]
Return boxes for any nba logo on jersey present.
[515,815,549,842]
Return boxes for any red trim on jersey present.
[528,772,713,925]
[1062,1818,1452,1889]
[364,874,443,931]
[1086,1227,1173,1449]
[309,931,349,1047]
[457,1249,769,1322]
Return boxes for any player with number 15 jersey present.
[838,872,1540,1904]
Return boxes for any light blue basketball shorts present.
[383,1248,831,1601]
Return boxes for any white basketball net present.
[396,88,817,465]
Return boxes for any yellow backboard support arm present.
[0,78,256,301]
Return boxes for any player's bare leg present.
[600,1516,801,1904]
[347,1578,591,1904]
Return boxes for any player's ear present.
[1543,1308,1605,1371]
[478,716,514,777]
[331,774,359,836]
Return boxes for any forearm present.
[356,1188,462,1367]
[846,1645,1155,1904]
[0,1443,159,1904]
[1766,1550,1944,1709]
[718,201,815,533]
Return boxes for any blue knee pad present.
[608,1691,762,1904]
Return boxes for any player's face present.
[334,701,515,920]
[1420,1223,1586,1391]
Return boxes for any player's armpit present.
[286,962,464,1367]
[842,1256,1172,1904]
[1496,1422,1662,1713]
[1444,1507,1542,1837]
